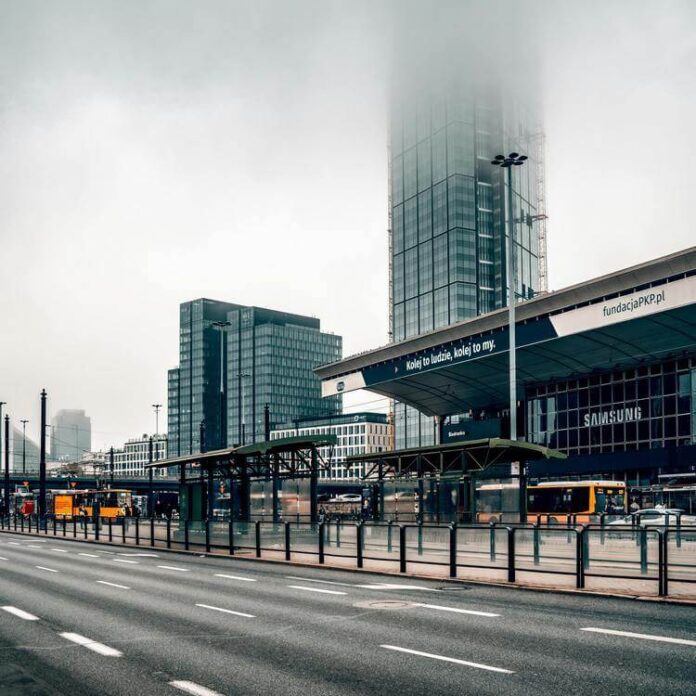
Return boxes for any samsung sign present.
[583,407,643,427]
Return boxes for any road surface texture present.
[0,531,694,695]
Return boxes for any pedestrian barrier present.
[1,514,695,599]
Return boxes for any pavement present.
[0,531,694,696]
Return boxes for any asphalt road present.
[0,531,694,696]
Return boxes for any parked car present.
[607,508,696,527]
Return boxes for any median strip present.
[580,627,696,647]
[380,645,514,673]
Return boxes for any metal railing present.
[1,514,695,599]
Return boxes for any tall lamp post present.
[212,321,231,449]
[491,152,527,441]
[0,402,5,513]
[238,372,250,445]
[20,420,29,474]
[152,403,162,436]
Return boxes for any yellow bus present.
[52,489,132,519]
[527,480,626,524]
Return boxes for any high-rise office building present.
[50,409,92,462]
[389,25,545,448]
[167,299,342,456]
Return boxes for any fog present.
[0,1,693,450]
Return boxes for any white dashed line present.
[0,556,7,561]
[35,566,58,573]
[195,603,255,618]
[1,606,39,621]
[96,581,130,590]
[285,575,352,587]
[157,565,190,572]
[169,680,224,696]
[52,548,69,553]
[214,574,257,582]
[581,627,696,647]
[415,603,500,618]
[78,553,100,558]
[113,559,138,564]
[288,585,347,596]
[59,632,122,657]
[380,645,514,673]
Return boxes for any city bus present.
[476,480,627,524]
[52,489,133,519]
[527,480,626,524]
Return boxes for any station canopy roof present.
[316,247,696,417]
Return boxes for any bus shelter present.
[145,435,336,523]
[346,438,566,523]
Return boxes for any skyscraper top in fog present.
[50,409,91,462]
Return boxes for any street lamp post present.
[238,372,250,445]
[20,420,29,474]
[152,404,162,436]
[491,152,527,441]
[212,321,231,449]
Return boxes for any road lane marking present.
[117,552,158,557]
[113,559,138,564]
[581,627,696,647]
[214,573,257,582]
[357,583,439,592]
[415,603,500,618]
[169,680,224,696]
[380,645,513,674]
[285,575,352,587]
[78,553,100,558]
[8,542,21,546]
[1,606,39,621]
[96,581,131,590]
[157,565,190,572]
[195,603,255,618]
[35,566,58,573]
[27,544,42,549]
[288,585,347,596]
[59,632,122,657]
[52,548,69,553]
[0,556,7,561]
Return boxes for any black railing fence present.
[2,514,695,599]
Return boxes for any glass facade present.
[169,300,342,455]
[527,357,696,455]
[390,82,542,448]
[226,307,342,446]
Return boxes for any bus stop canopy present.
[346,438,566,479]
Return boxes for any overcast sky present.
[1,1,694,451]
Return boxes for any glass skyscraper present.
[389,77,544,448]
[167,299,342,456]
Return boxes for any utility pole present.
[264,403,270,441]
[212,321,231,449]
[200,421,206,454]
[39,389,47,518]
[0,402,4,514]
[3,414,8,515]
[109,446,114,482]
[20,420,28,474]
[152,403,162,436]
[148,436,154,516]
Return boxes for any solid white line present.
[285,575,352,587]
[59,632,122,657]
[52,548,69,553]
[214,573,257,582]
[195,603,255,618]
[169,680,224,696]
[380,645,513,674]
[581,627,696,647]
[157,565,190,572]
[35,566,58,573]
[96,581,130,590]
[113,559,138,564]
[1,606,39,621]
[78,553,100,558]
[288,584,347,596]
[415,603,500,618]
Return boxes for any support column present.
[310,447,318,524]
[239,458,251,522]
[207,465,215,521]
[4,416,9,515]
[271,454,280,523]
[147,436,154,517]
